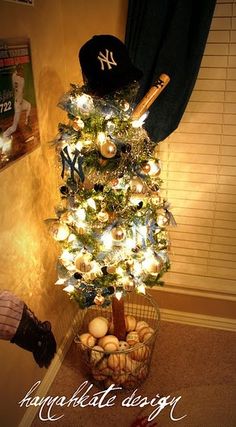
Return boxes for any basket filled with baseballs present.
[74,292,160,389]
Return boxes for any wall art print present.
[0,37,40,171]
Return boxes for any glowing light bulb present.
[133,260,142,276]
[148,160,161,176]
[97,131,106,144]
[60,250,74,264]
[126,238,136,250]
[87,198,96,210]
[101,232,113,250]
[137,283,146,294]
[75,208,86,221]
[75,94,94,114]
[55,278,66,285]
[131,112,148,128]
[115,290,123,300]
[116,266,124,276]
[68,233,77,243]
[63,284,75,293]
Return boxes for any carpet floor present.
[32,321,236,427]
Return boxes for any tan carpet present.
[32,322,236,427]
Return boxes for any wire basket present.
[74,292,160,390]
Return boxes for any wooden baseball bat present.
[131,73,170,121]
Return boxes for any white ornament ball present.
[75,253,92,272]
[50,223,70,241]
[88,316,108,338]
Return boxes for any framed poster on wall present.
[3,0,34,6]
[0,38,40,171]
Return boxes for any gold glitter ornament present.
[111,226,126,241]
[130,178,145,193]
[140,162,151,174]
[75,253,92,272]
[94,295,105,306]
[157,213,169,227]
[75,224,86,235]
[142,255,163,275]
[97,211,109,222]
[148,160,161,176]
[100,140,117,158]
[72,118,84,131]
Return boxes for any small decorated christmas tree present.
[48,35,173,340]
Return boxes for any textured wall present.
[0,1,128,426]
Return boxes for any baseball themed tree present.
[48,35,172,340]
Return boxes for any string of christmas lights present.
[47,83,174,308]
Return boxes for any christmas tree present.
[48,35,173,339]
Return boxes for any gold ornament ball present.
[75,254,92,272]
[142,256,163,274]
[75,224,86,235]
[97,211,109,222]
[111,226,126,241]
[157,214,169,227]
[141,162,151,174]
[100,140,117,158]
[94,295,105,306]
[130,178,145,194]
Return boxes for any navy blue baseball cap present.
[79,35,143,95]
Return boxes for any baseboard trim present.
[156,285,236,302]
[18,310,82,427]
[160,308,236,331]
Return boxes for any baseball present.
[88,316,109,338]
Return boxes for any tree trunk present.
[112,295,126,341]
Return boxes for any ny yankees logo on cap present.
[97,49,117,70]
[79,35,143,95]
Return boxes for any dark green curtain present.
[125,0,216,142]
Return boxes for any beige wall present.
[0,1,128,426]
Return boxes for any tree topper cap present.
[79,35,143,96]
